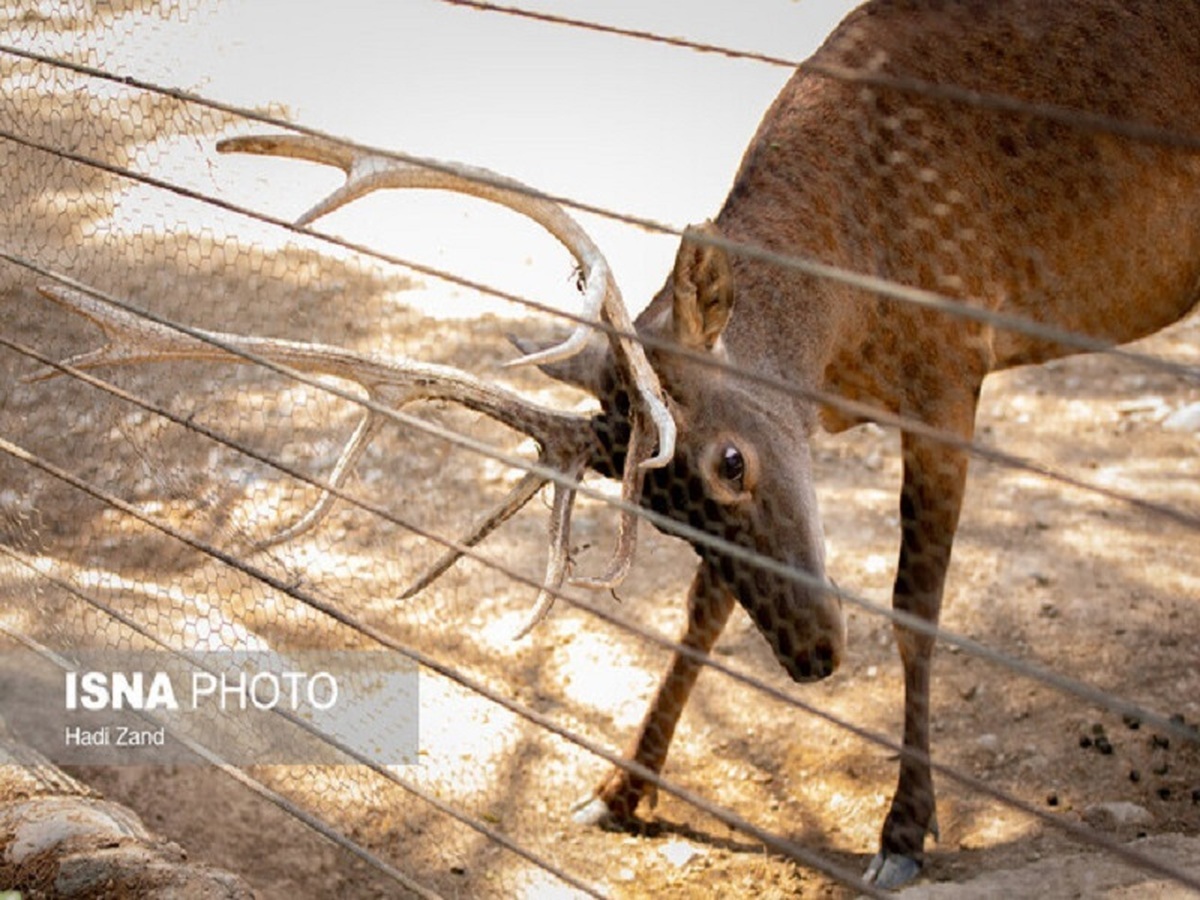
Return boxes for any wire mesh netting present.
[1,2,1199,898]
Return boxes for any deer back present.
[637,0,1200,436]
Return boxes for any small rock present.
[977,733,1000,752]
[1163,401,1200,432]
[659,840,705,868]
[1082,801,1154,828]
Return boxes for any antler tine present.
[570,405,650,591]
[256,411,383,548]
[399,468,547,600]
[512,456,585,641]
[217,134,676,470]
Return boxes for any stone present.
[1082,801,1154,829]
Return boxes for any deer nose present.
[715,522,843,684]
[784,635,842,682]
[763,587,845,683]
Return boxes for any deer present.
[36,0,1200,890]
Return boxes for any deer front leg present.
[865,423,972,889]
[575,561,736,826]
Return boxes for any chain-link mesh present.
[2,2,1199,898]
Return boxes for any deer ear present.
[509,333,612,397]
[672,221,734,352]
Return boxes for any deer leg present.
[865,421,972,889]
[575,560,736,826]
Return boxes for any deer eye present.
[704,437,757,503]
[718,445,745,490]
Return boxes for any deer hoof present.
[571,794,655,833]
[863,850,922,890]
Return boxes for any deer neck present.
[709,176,877,436]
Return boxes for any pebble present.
[659,840,705,868]
[1163,401,1200,432]
[1082,801,1154,828]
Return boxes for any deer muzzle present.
[755,564,845,683]
[707,530,845,683]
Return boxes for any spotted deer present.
[42,0,1200,889]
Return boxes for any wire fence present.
[1,2,1198,898]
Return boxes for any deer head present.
[530,223,844,681]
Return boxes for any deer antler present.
[33,283,598,637]
[207,133,674,615]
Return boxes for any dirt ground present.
[2,258,1198,898]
